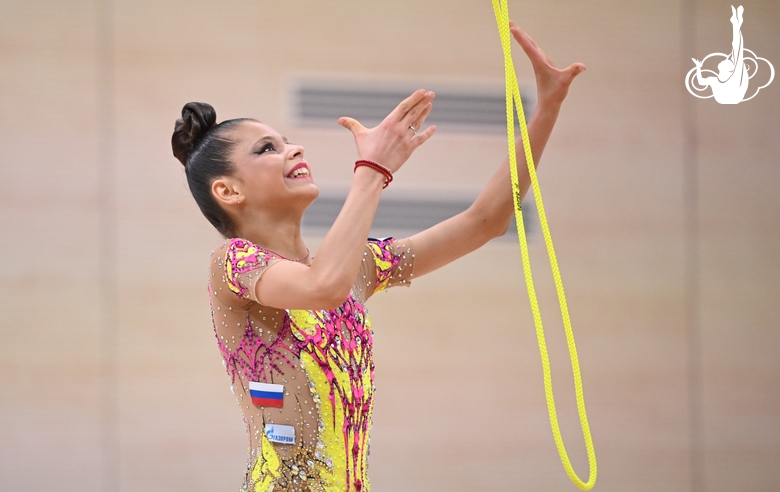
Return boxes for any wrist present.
[353,164,387,190]
[354,159,393,189]
[534,98,563,115]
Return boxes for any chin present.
[299,183,320,205]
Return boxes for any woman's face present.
[227,120,319,214]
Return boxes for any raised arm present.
[255,90,436,309]
[692,58,711,87]
[410,21,586,278]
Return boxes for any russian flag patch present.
[249,382,284,408]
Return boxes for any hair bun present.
[172,102,217,166]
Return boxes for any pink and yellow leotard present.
[208,237,414,492]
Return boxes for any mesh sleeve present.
[367,236,415,296]
[221,238,281,304]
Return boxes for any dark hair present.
[171,102,252,238]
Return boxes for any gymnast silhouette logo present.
[685,5,774,104]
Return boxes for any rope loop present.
[491,1,597,489]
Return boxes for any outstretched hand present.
[509,20,586,107]
[338,89,437,174]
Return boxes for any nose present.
[287,143,304,160]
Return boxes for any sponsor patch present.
[264,423,295,444]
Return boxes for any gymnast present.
[692,5,748,104]
[171,20,584,492]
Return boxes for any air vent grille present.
[302,195,535,239]
[294,83,533,132]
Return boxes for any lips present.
[286,162,311,179]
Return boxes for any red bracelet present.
[354,159,393,189]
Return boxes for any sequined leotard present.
[208,237,414,492]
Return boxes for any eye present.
[255,143,275,155]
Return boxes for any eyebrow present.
[253,135,274,147]
[252,135,289,148]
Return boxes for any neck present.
[234,207,310,264]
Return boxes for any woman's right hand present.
[338,89,437,173]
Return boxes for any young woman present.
[172,21,584,492]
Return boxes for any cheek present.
[245,168,286,199]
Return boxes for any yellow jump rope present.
[491,1,597,489]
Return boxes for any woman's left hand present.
[510,20,586,107]
[407,21,585,280]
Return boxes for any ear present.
[211,177,243,207]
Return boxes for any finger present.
[566,62,587,77]
[411,125,437,148]
[401,91,434,125]
[410,102,433,130]
[337,116,366,135]
[508,19,527,41]
[403,92,435,125]
[510,24,539,51]
[511,27,549,69]
[388,89,427,122]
